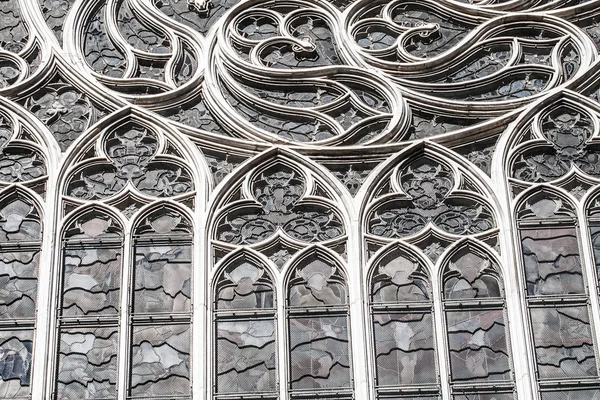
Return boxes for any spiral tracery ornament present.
[2,0,600,398]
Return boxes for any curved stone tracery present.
[0,0,600,398]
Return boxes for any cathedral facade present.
[0,0,600,398]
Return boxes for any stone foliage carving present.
[1,0,600,398]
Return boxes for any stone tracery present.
[0,0,599,398]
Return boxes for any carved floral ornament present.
[365,150,497,242]
[212,156,346,247]
[2,0,600,398]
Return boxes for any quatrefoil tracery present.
[65,122,193,201]
[215,161,345,245]
[367,157,496,240]
[511,99,600,184]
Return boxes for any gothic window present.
[210,151,351,398]
[364,144,515,398]
[6,0,600,397]
[441,245,513,399]
[55,208,123,399]
[369,245,438,399]
[213,251,277,399]
[286,250,352,398]
[517,190,599,394]
[0,190,41,398]
[128,206,193,398]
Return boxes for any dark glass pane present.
[133,244,191,314]
[530,306,597,379]
[520,227,584,296]
[541,388,600,400]
[56,326,118,399]
[289,315,351,390]
[446,309,511,382]
[129,324,190,397]
[0,329,33,397]
[216,319,276,394]
[377,397,440,400]
[0,250,38,319]
[0,198,41,242]
[373,312,437,386]
[61,247,122,316]
[371,255,429,303]
[288,259,346,307]
[453,394,514,400]
[216,261,274,310]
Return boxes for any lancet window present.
[0,191,42,398]
[368,246,438,399]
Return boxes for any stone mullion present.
[116,226,133,400]
[577,204,600,384]
[32,186,57,399]
[348,204,369,400]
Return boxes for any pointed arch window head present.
[441,248,512,385]
[370,251,430,303]
[214,255,277,397]
[443,251,502,300]
[216,161,345,246]
[66,122,193,201]
[286,251,352,393]
[511,101,600,183]
[368,246,438,396]
[215,258,275,311]
[288,257,347,308]
[367,156,496,239]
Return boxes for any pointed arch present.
[438,239,514,396]
[361,141,500,242]
[212,248,278,398]
[209,147,350,253]
[367,242,439,398]
[283,245,353,397]
[0,186,43,397]
[54,204,124,399]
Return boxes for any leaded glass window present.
[442,245,514,398]
[55,209,123,399]
[214,253,277,398]
[5,0,600,398]
[128,206,193,398]
[517,191,600,394]
[369,246,439,399]
[0,191,41,398]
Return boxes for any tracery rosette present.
[62,112,195,216]
[212,154,346,255]
[205,0,410,145]
[64,0,203,103]
[343,0,596,114]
